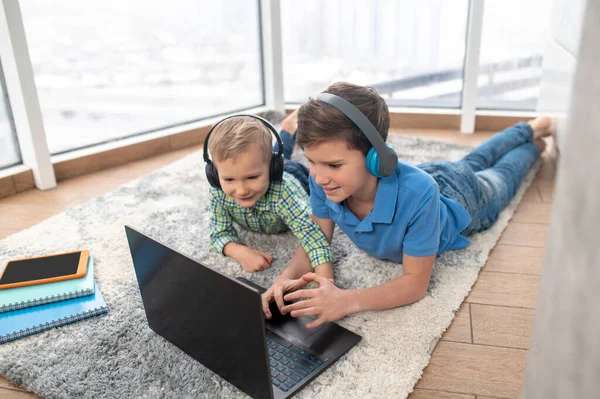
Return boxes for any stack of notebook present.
[0,252,109,344]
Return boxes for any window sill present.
[0,165,35,198]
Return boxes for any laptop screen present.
[125,226,273,399]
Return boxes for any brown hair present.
[207,116,272,163]
[296,82,390,156]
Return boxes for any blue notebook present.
[0,252,96,313]
[0,281,108,344]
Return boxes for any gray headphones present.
[317,93,398,177]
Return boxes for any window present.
[20,0,263,155]
[476,0,552,110]
[0,63,20,170]
[281,0,469,108]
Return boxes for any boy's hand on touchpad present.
[261,277,309,319]
[281,273,351,329]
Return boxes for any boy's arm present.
[280,214,335,280]
[281,253,435,328]
[351,253,435,311]
[208,190,239,254]
[209,190,271,272]
[280,181,441,327]
[262,214,334,317]
[278,184,333,278]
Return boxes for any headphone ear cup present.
[205,161,221,188]
[365,147,382,177]
[270,153,284,181]
[365,144,398,177]
[383,143,398,175]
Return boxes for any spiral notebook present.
[0,252,96,313]
[0,281,108,344]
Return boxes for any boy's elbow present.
[410,279,429,302]
[404,288,427,306]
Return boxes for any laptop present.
[125,225,361,399]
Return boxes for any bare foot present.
[528,116,553,139]
[281,110,299,134]
[534,138,547,154]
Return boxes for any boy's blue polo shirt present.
[309,160,472,262]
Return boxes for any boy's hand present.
[238,248,273,272]
[280,273,355,329]
[261,277,308,319]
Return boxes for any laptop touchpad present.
[266,301,324,341]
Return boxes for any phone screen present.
[0,252,83,285]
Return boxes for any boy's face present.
[215,144,270,208]
[304,139,372,203]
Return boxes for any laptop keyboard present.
[266,333,324,392]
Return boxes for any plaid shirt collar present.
[222,179,284,212]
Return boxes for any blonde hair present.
[207,116,273,163]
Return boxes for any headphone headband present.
[316,93,398,177]
[203,114,283,164]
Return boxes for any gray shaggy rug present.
[0,133,538,399]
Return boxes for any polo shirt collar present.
[325,197,343,214]
[354,172,398,232]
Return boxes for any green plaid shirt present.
[209,172,333,268]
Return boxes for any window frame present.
[0,0,539,189]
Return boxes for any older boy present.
[261,82,551,328]
[206,115,333,278]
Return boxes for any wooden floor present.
[0,128,556,399]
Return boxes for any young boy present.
[206,114,334,278]
[261,82,551,328]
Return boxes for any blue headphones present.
[316,93,398,177]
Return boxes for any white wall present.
[522,0,600,395]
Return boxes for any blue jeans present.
[418,122,540,235]
[274,130,310,194]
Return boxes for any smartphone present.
[0,250,90,289]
